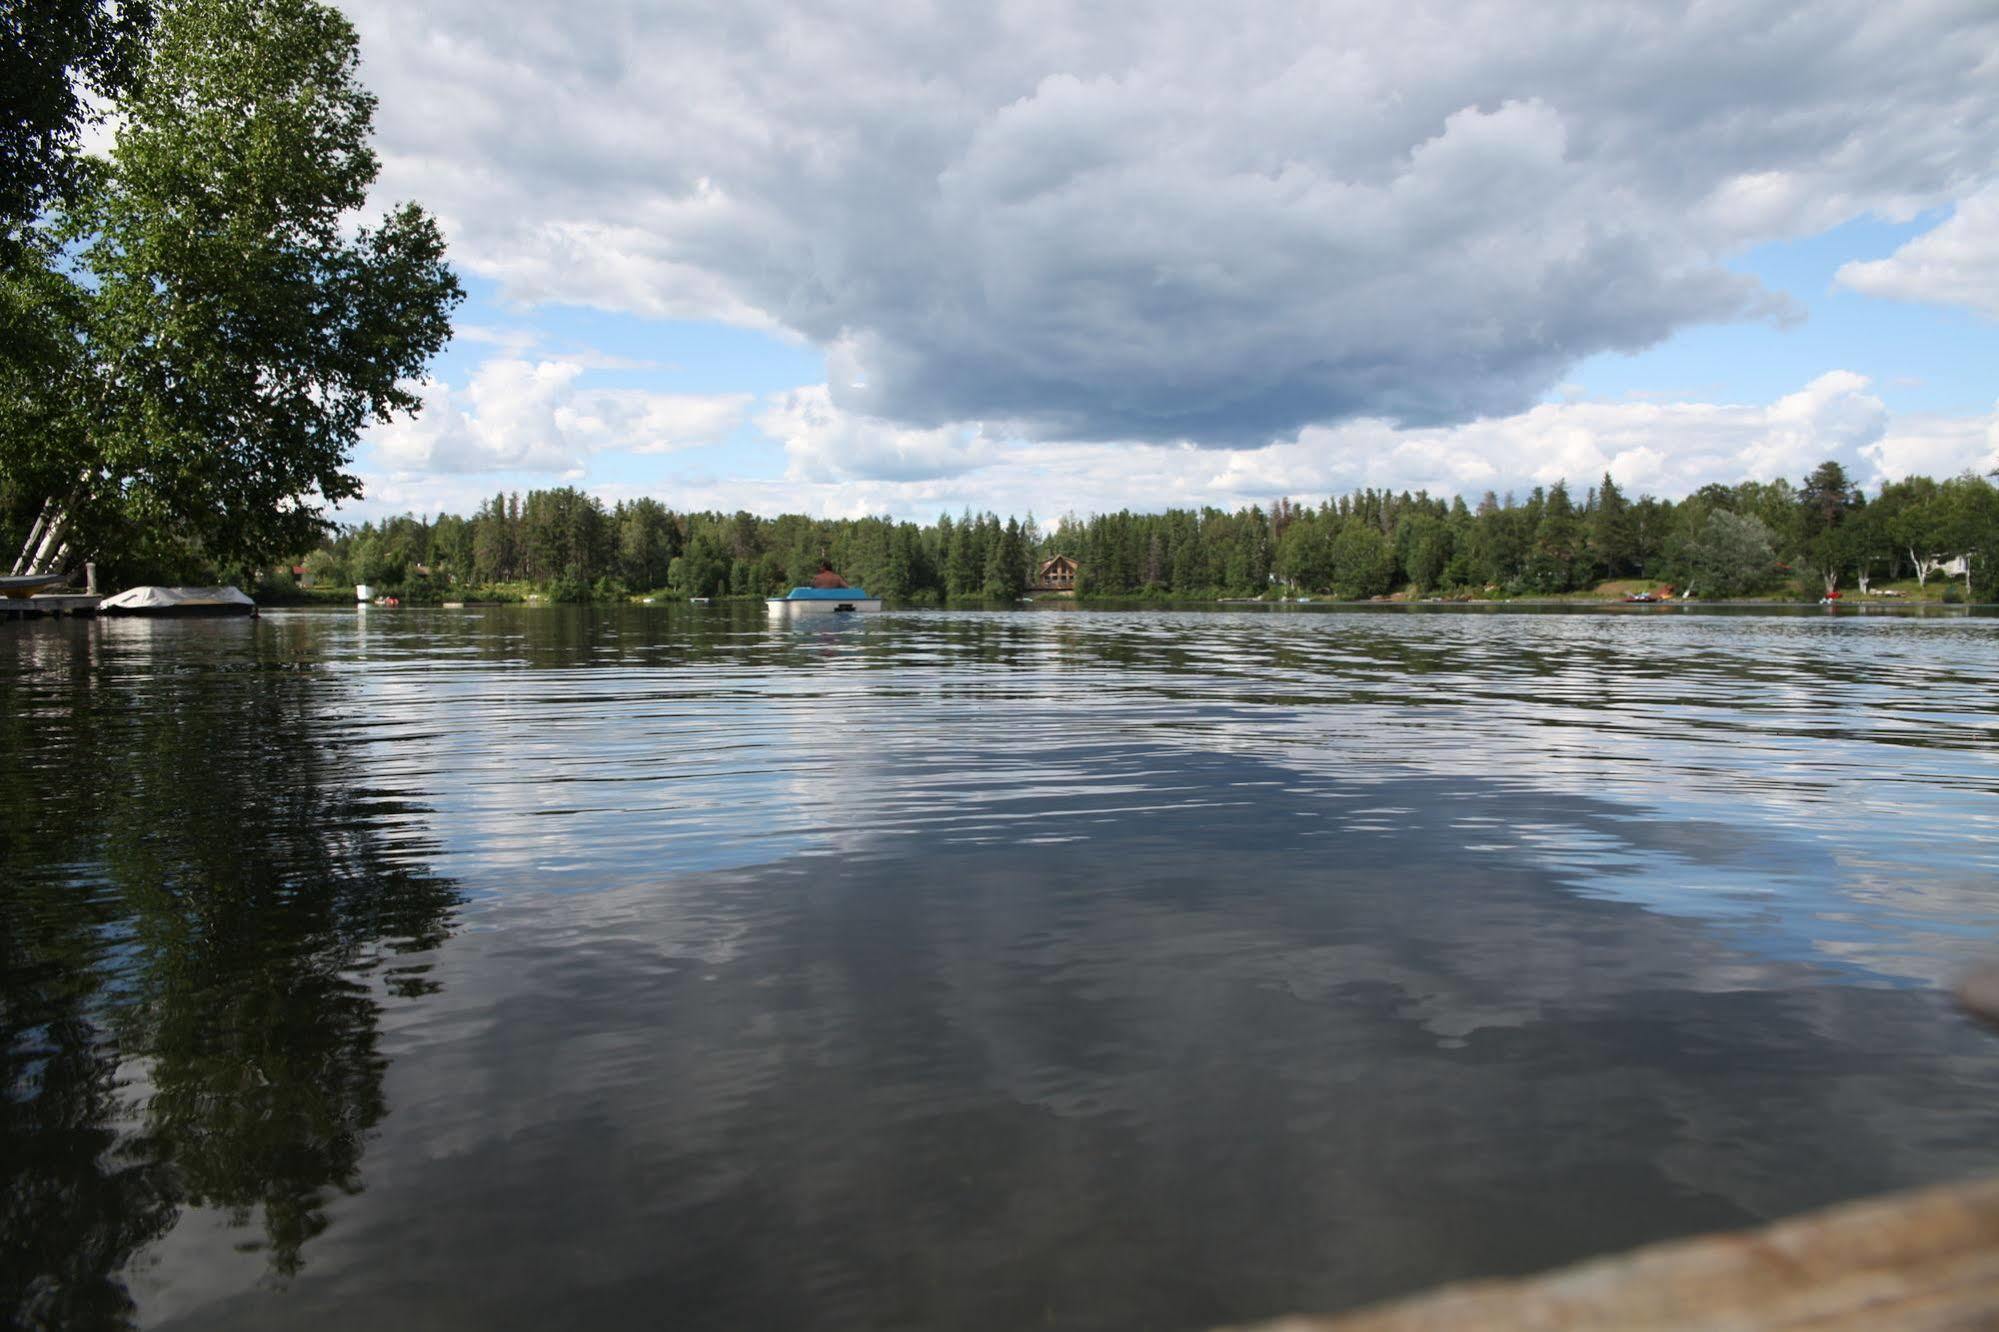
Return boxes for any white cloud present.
[1863,404,1999,483]
[757,385,995,482]
[1836,184,1999,318]
[453,324,542,356]
[572,391,755,456]
[368,358,750,475]
[1733,371,1888,482]
[454,324,669,371]
[343,0,1999,446]
[350,373,1995,526]
[1211,371,1893,500]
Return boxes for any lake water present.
[6,604,1999,1329]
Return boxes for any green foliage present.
[616,497,676,589]
[1526,481,1591,592]
[1927,475,1999,600]
[1799,461,1861,537]
[1276,516,1335,590]
[1796,463,1864,594]
[1329,523,1396,599]
[518,487,607,583]
[222,463,1999,609]
[945,511,984,596]
[1464,494,1532,589]
[0,0,154,248]
[981,517,1028,599]
[1687,511,1778,597]
[300,545,344,587]
[670,532,730,598]
[1395,512,1452,593]
[2,0,461,577]
[1589,472,1635,578]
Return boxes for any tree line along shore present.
[270,460,1999,608]
[4,6,1990,615]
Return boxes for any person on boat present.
[807,560,849,589]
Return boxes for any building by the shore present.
[1032,555,1078,593]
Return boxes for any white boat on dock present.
[765,586,884,618]
[99,585,256,617]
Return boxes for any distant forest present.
[307,461,1999,603]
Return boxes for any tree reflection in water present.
[0,622,460,1326]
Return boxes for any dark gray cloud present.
[348,0,1999,445]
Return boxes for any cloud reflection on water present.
[155,742,1999,1330]
[8,604,1999,1328]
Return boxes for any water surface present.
[5,604,1999,1329]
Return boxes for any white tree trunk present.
[22,511,67,576]
[15,469,97,575]
[1911,549,1952,588]
[12,505,51,575]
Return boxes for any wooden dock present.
[1223,1174,1999,1332]
[1227,971,1999,1332]
[0,594,102,621]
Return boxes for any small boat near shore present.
[99,585,256,617]
[0,573,68,599]
[765,586,883,618]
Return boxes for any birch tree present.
[4,0,460,578]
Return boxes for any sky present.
[335,0,1999,524]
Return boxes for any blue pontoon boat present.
[765,586,884,618]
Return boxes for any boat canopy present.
[782,586,873,600]
[100,585,256,612]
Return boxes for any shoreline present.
[243,595,1999,613]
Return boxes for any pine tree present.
[982,518,1024,599]
[945,515,978,596]
[1528,481,1588,592]
[1590,472,1635,579]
